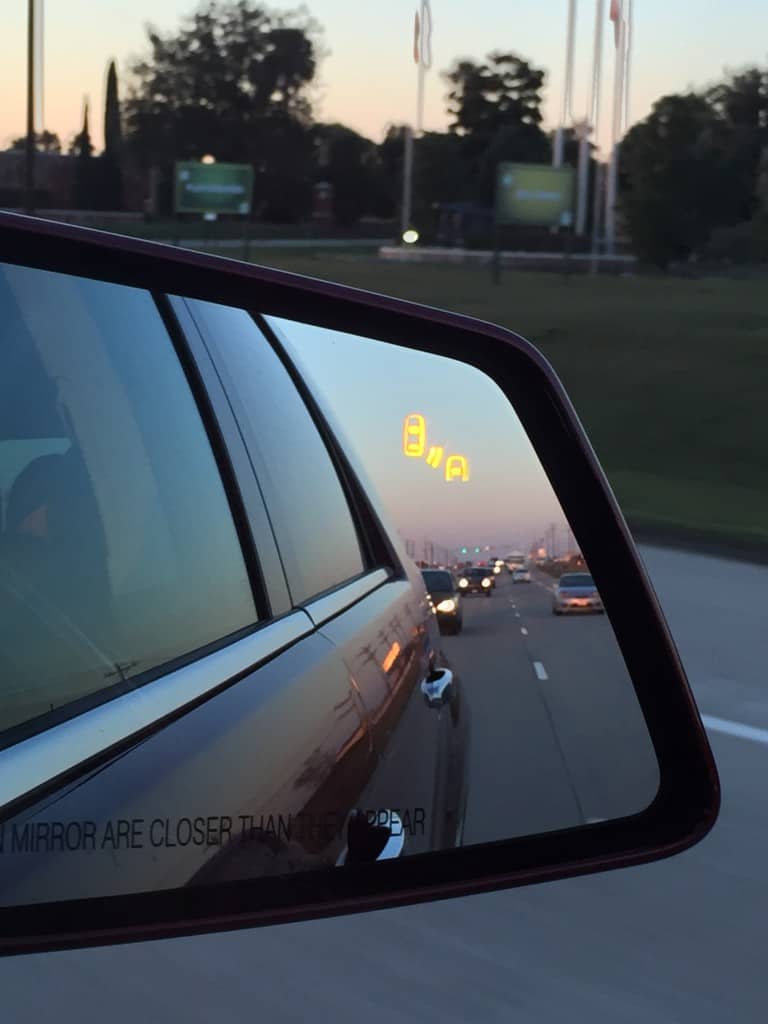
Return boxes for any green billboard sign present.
[495,163,575,227]
[174,162,254,215]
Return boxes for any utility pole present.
[24,0,36,214]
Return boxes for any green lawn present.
[204,246,768,559]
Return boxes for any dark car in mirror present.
[420,569,463,635]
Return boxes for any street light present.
[201,154,216,165]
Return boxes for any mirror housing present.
[0,212,719,956]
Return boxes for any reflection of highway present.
[442,571,658,843]
[5,547,767,1022]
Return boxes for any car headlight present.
[481,578,491,587]
[436,599,456,613]
[458,578,468,588]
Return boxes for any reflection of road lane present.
[441,577,584,844]
[442,574,658,844]
[505,574,659,822]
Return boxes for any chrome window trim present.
[303,569,391,627]
[0,610,314,816]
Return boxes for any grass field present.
[198,244,768,558]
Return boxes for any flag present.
[610,0,622,48]
[413,11,421,63]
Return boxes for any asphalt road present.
[449,572,658,842]
[1,544,766,1022]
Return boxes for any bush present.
[702,216,768,265]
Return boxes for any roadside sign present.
[495,163,575,227]
[174,162,254,215]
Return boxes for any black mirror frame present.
[0,213,719,955]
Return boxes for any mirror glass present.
[270,315,660,846]
[0,265,658,911]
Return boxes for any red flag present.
[413,11,421,63]
[610,0,622,47]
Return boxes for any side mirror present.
[0,212,718,956]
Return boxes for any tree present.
[124,1,321,217]
[708,67,768,131]
[620,93,747,268]
[70,99,96,209]
[70,100,93,159]
[707,67,768,225]
[9,130,61,154]
[100,59,125,209]
[312,123,383,225]
[442,52,549,204]
[444,53,546,142]
[104,60,123,156]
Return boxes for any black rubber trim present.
[153,293,271,621]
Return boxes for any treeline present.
[14,1,568,230]
[12,1,767,266]
[621,68,768,267]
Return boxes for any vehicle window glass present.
[186,301,365,605]
[560,574,594,587]
[0,264,257,739]
[422,570,453,591]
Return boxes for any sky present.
[1,1,766,153]
[269,316,570,559]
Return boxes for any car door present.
[0,263,379,904]
[181,298,470,858]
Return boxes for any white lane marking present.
[515,612,521,618]
[533,661,548,681]
[521,627,528,636]
[702,714,768,746]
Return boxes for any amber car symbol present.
[402,413,426,457]
[445,455,469,482]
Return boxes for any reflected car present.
[552,572,604,614]
[512,568,531,584]
[457,567,493,597]
[0,261,472,907]
[421,569,463,636]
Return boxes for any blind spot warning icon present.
[402,413,426,457]
[445,455,469,482]
[425,446,444,469]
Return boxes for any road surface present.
[1,545,766,1022]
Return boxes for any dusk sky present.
[269,316,570,558]
[1,1,765,153]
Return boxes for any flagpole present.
[554,0,578,168]
[605,2,627,255]
[576,0,605,236]
[401,125,414,236]
[402,2,433,239]
[24,0,36,214]
[622,0,633,135]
